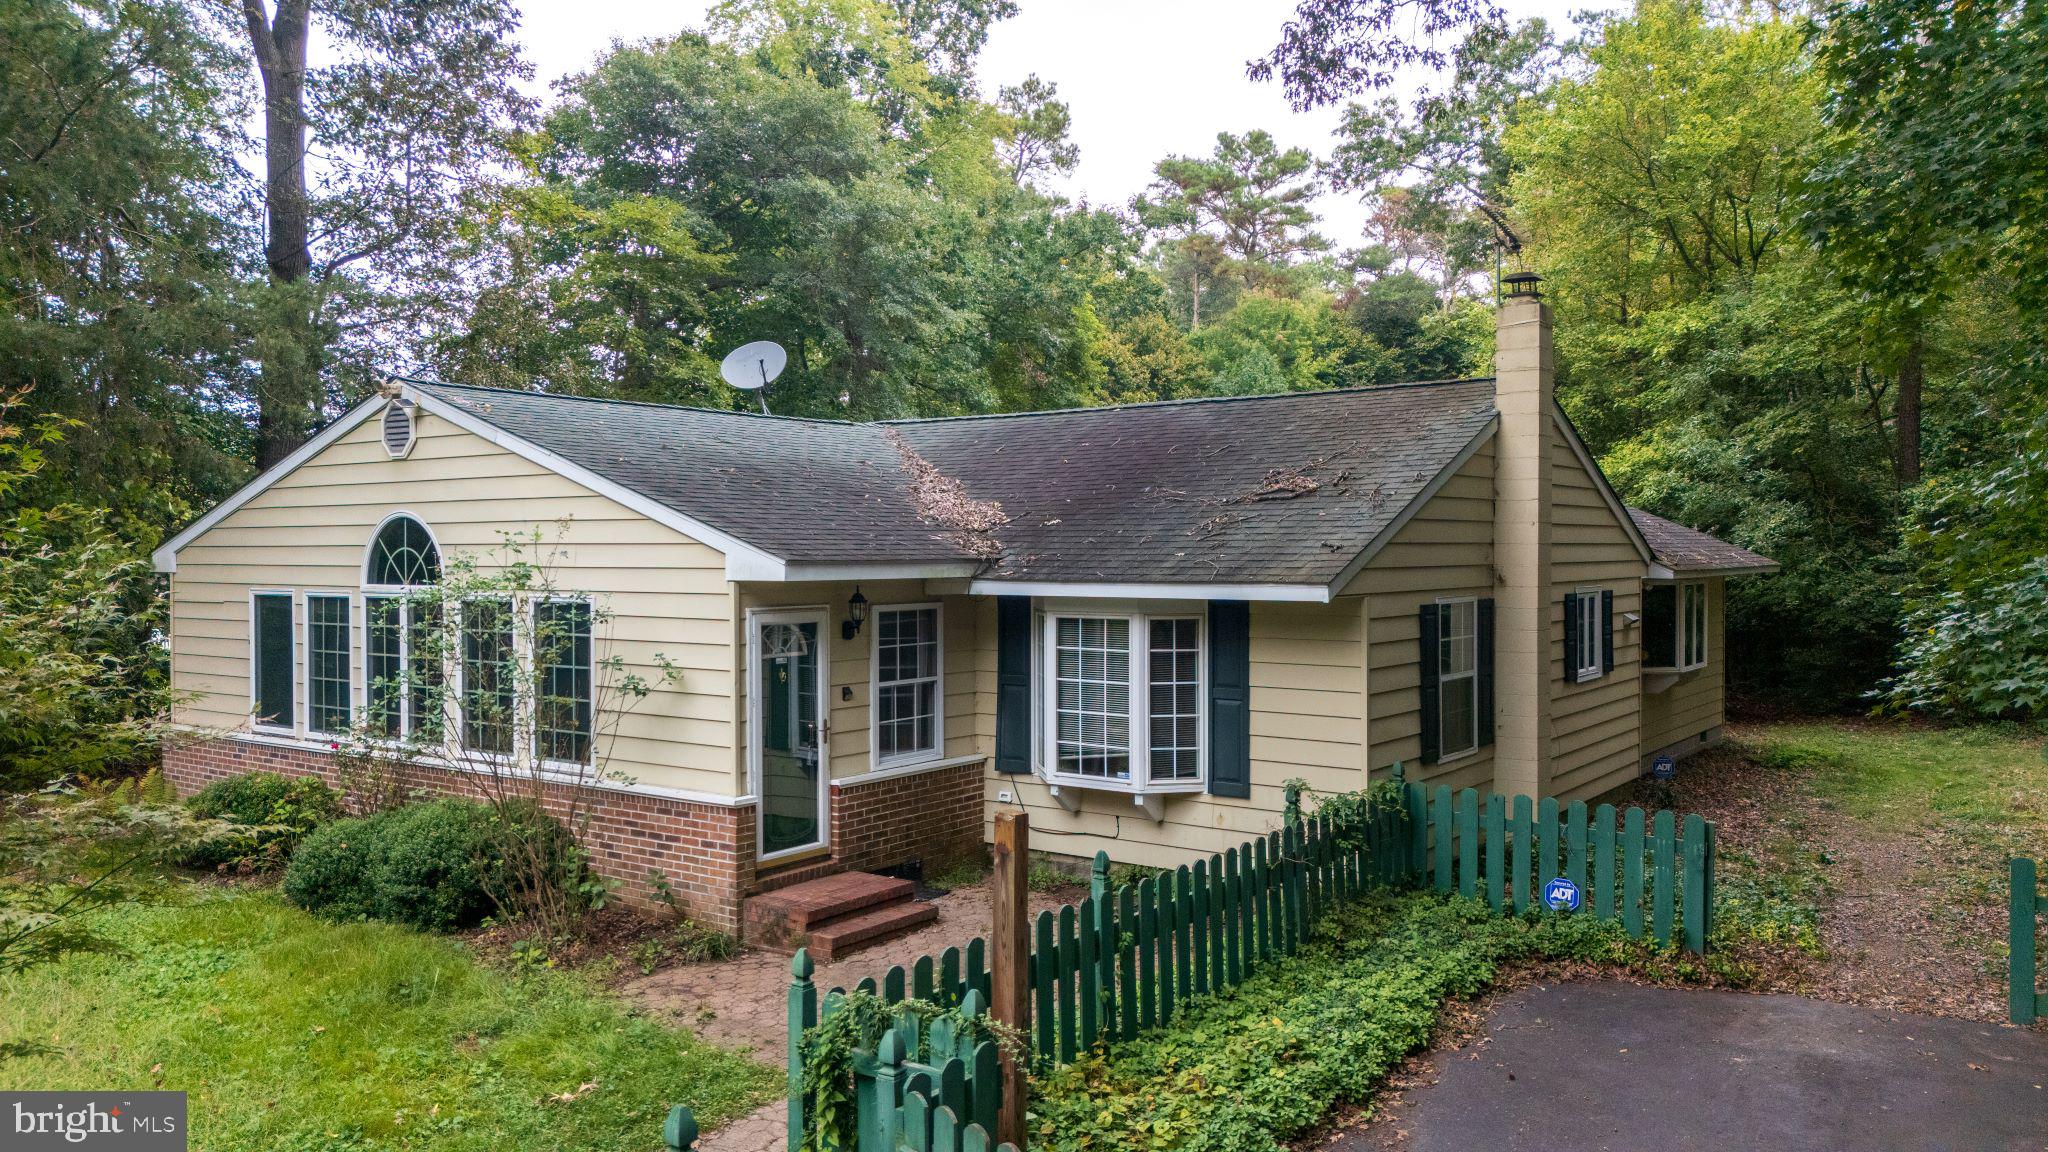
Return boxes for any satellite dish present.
[721,341,786,391]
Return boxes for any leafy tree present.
[997,74,1079,188]
[1190,293,1390,395]
[0,396,180,791]
[230,0,533,467]
[1140,130,1329,271]
[1804,0,2048,484]
[0,0,249,527]
[1327,19,1559,269]
[1252,0,1507,107]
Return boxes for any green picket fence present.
[2012,858,2045,1026]
[784,771,1716,1151]
[1406,785,1717,953]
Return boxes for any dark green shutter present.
[1563,591,1581,683]
[254,593,294,727]
[1418,603,1441,764]
[1601,589,1615,674]
[995,596,1032,773]
[1477,598,1495,748]
[1207,600,1251,798]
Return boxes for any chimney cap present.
[1502,271,1543,298]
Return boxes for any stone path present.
[625,876,1080,1152]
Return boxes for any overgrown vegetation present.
[0,890,777,1149]
[283,798,576,934]
[180,772,344,871]
[1030,891,1705,1152]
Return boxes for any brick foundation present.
[162,737,753,935]
[162,738,990,934]
[828,759,986,877]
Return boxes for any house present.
[153,277,1776,938]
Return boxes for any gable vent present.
[381,399,416,459]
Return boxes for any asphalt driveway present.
[1337,980,2048,1152]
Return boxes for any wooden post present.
[991,811,1029,1148]
[2012,857,2038,1026]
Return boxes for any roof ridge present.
[882,376,1497,426]
[397,373,1497,429]
[398,376,873,428]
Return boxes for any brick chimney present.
[1491,274,1553,800]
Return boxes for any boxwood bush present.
[281,797,577,933]
[181,771,344,870]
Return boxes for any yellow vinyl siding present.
[1347,440,1497,793]
[1641,578,1726,759]
[167,409,742,797]
[733,582,984,784]
[1547,424,1645,803]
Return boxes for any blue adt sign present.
[1543,877,1582,913]
[1651,755,1677,781]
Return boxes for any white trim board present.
[154,398,388,572]
[967,579,1331,603]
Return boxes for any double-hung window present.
[1436,598,1479,759]
[1644,583,1708,671]
[536,598,594,764]
[306,594,353,736]
[1041,607,1205,791]
[1568,589,1605,684]
[873,604,942,767]
[251,592,295,731]
[461,597,516,756]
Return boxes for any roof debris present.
[882,428,1010,561]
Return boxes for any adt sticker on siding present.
[1543,877,1582,913]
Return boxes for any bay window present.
[1041,607,1205,791]
[1644,582,1708,671]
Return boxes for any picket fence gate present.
[2013,857,2046,1026]
[782,769,1716,1152]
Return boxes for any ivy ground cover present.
[1029,890,1651,1152]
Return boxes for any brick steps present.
[743,871,936,961]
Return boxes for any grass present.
[1744,720,2048,838]
[0,887,777,1151]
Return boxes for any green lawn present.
[1743,720,2048,847]
[0,888,776,1151]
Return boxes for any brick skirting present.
[828,758,986,877]
[162,738,989,933]
[161,736,754,935]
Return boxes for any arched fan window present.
[366,515,441,588]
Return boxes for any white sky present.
[511,0,1574,247]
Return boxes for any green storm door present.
[755,615,824,858]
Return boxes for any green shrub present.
[182,772,343,870]
[281,816,380,921]
[281,798,580,934]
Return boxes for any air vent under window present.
[381,399,416,459]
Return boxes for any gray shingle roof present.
[891,381,1498,585]
[411,381,968,565]
[1627,508,1778,574]
[408,377,1500,586]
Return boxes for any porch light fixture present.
[842,586,869,641]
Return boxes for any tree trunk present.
[1190,268,1201,331]
[244,0,320,470]
[1896,331,1924,486]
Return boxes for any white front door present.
[749,609,828,861]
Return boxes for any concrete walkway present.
[1335,980,2048,1152]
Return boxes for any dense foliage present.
[180,772,344,870]
[282,798,575,933]
[1032,892,1658,1152]
[5,0,2045,748]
